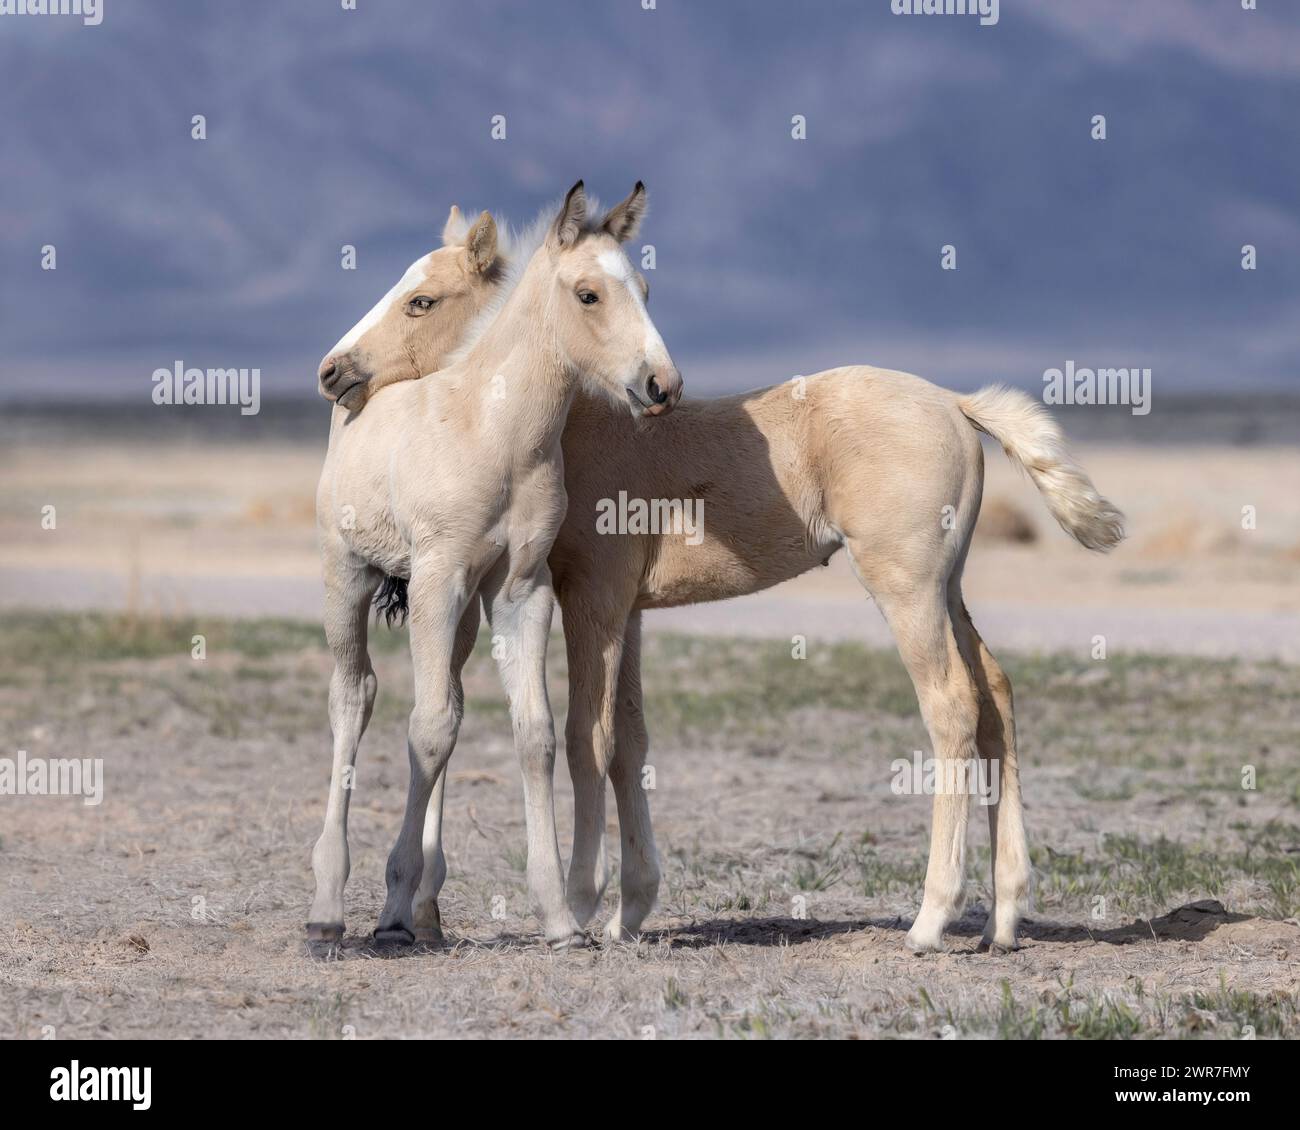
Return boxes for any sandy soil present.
[0,616,1296,1040]
[2,440,1298,656]
[1,435,1296,1039]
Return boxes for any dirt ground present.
[1,613,1296,1040]
[3,439,1300,658]
[1,430,1297,1038]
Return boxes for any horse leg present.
[410,597,482,943]
[949,592,1029,950]
[307,559,382,943]
[605,612,661,941]
[485,567,586,949]
[849,544,982,953]
[561,597,627,927]
[374,564,472,943]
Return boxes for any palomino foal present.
[548,379,1122,953]
[328,213,1123,956]
[307,182,681,948]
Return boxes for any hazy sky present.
[1,0,1297,401]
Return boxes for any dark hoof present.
[373,925,416,946]
[412,926,444,946]
[306,921,344,943]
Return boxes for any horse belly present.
[637,526,824,609]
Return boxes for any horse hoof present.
[306,922,344,944]
[905,929,946,955]
[373,925,416,946]
[548,930,589,952]
[412,926,444,945]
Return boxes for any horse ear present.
[465,211,498,273]
[549,181,586,247]
[442,204,467,247]
[599,182,646,244]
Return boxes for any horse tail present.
[958,384,1125,552]
[372,575,410,627]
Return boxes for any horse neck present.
[453,257,574,453]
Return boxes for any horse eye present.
[409,296,438,312]
[578,291,599,305]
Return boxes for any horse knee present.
[408,706,457,769]
[928,674,980,747]
[330,665,375,706]
[513,707,556,766]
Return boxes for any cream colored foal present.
[322,203,1123,957]
[306,182,681,948]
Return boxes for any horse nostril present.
[646,375,668,405]
[319,358,338,385]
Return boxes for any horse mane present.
[444,193,607,366]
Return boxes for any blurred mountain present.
[1,0,1297,401]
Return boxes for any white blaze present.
[329,253,433,356]
[597,247,666,366]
